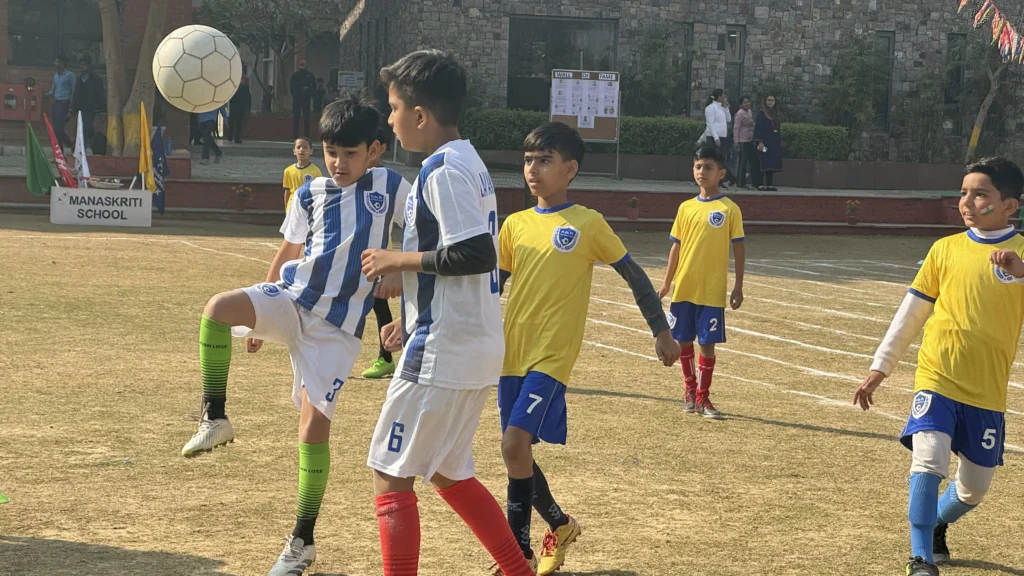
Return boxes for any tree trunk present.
[97,0,127,156]
[121,0,169,157]
[965,63,1006,164]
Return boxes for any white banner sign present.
[49,186,153,228]
[338,71,365,91]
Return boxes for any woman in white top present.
[702,89,737,186]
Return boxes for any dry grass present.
[2,215,1024,576]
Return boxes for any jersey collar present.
[696,194,726,202]
[967,226,1017,244]
[534,202,575,214]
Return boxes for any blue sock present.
[908,472,941,563]
[937,480,977,524]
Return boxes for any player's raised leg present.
[933,456,995,563]
[269,389,331,576]
[182,289,256,456]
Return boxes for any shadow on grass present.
[567,386,677,404]
[946,559,1024,575]
[0,535,232,576]
[561,572,639,576]
[729,412,898,443]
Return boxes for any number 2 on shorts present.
[709,318,718,332]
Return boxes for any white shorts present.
[232,283,361,420]
[367,377,490,483]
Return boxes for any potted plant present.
[845,199,861,225]
[627,196,640,221]
[233,184,252,211]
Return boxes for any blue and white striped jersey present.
[398,139,504,389]
[278,167,410,338]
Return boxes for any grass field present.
[3,214,1024,576]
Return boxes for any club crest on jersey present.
[708,211,726,228]
[304,174,313,183]
[365,190,389,216]
[552,225,581,252]
[994,264,1016,284]
[258,283,281,297]
[667,312,676,329]
[405,194,416,226]
[911,391,932,419]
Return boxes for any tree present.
[620,25,692,116]
[199,0,346,112]
[819,36,891,146]
[97,0,127,156]
[121,0,168,156]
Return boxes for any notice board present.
[549,69,619,143]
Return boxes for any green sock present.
[293,441,330,545]
[199,316,232,420]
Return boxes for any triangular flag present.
[74,111,91,188]
[25,123,56,196]
[139,102,155,193]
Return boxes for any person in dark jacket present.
[71,63,105,151]
[229,75,251,143]
[289,60,316,138]
[753,94,784,191]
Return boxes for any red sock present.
[680,344,697,389]
[376,492,420,576]
[697,354,716,401]
[437,478,534,576]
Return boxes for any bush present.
[460,108,849,161]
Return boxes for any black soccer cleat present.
[933,522,950,564]
[906,556,939,576]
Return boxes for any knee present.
[909,430,952,478]
[501,433,532,469]
[955,459,995,505]
[698,344,716,359]
[203,291,232,320]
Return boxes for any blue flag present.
[151,126,169,215]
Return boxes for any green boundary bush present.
[460,108,849,161]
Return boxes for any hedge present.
[460,108,850,161]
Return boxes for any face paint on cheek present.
[981,205,995,215]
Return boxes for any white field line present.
[9,234,275,265]
[741,279,898,309]
[802,262,914,279]
[599,261,881,295]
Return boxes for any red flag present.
[42,113,76,188]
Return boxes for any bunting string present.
[960,0,1024,63]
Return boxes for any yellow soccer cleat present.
[537,517,581,575]
[489,550,538,575]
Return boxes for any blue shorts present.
[498,372,568,445]
[668,301,726,345]
[900,391,1006,467]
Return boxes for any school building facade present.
[340,0,1023,162]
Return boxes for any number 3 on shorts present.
[982,428,997,450]
[388,422,405,453]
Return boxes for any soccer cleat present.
[267,535,316,576]
[933,522,950,563]
[361,357,396,379]
[489,551,538,575]
[906,556,939,576]
[537,516,581,575]
[182,415,234,457]
[695,397,724,420]
[683,385,697,412]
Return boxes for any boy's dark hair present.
[379,50,466,126]
[523,122,585,165]
[376,122,393,148]
[319,94,380,148]
[694,145,726,168]
[966,157,1024,200]
[294,136,312,147]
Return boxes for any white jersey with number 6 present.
[398,139,503,390]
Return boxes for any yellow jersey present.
[499,203,629,384]
[912,229,1024,412]
[283,163,322,212]
[670,195,744,307]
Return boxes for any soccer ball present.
[153,25,242,114]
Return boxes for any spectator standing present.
[733,96,755,189]
[702,89,737,187]
[71,62,105,153]
[289,60,316,138]
[45,55,76,151]
[754,95,784,191]
[198,105,228,164]
[229,75,251,143]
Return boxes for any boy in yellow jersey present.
[283,137,322,211]
[496,122,680,575]
[658,145,746,419]
[854,158,1024,576]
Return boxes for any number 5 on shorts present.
[388,422,405,453]
[982,428,997,450]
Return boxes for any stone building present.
[340,0,1023,162]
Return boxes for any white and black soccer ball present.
[152,25,242,114]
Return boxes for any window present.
[723,26,745,106]
[873,31,895,128]
[944,33,967,134]
[671,24,695,115]
[507,16,617,111]
[7,0,103,68]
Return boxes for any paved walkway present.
[0,141,954,199]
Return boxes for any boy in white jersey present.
[180,95,407,576]
[359,50,534,576]
[854,158,1024,576]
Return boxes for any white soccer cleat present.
[181,416,234,457]
[267,535,316,576]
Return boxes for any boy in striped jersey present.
[180,95,408,576]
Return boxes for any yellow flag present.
[139,102,155,192]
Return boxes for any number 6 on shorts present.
[388,422,405,453]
